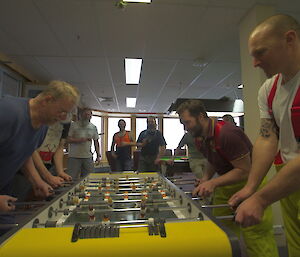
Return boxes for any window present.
[135,117,159,140]
[163,118,185,151]
[0,71,21,97]
[90,116,102,160]
[108,117,131,150]
[234,117,240,127]
[136,118,147,140]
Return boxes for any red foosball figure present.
[124,191,129,200]
[161,190,167,199]
[84,192,91,200]
[104,191,110,202]
[142,191,148,199]
[131,183,136,192]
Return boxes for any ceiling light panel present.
[123,0,151,3]
[125,58,143,85]
[126,97,136,108]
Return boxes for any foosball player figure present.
[114,180,119,188]
[102,214,110,225]
[162,191,167,199]
[88,205,95,221]
[108,197,113,207]
[124,191,129,200]
[72,196,80,205]
[140,201,147,219]
[131,183,136,192]
[142,191,148,199]
[104,191,110,200]
[150,184,155,193]
[84,192,91,200]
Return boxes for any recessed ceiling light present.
[238,84,244,89]
[207,112,244,116]
[126,97,136,108]
[125,58,143,84]
[123,0,151,3]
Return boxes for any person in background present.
[36,121,72,182]
[175,132,206,178]
[111,119,135,171]
[222,114,237,125]
[67,108,101,179]
[136,117,167,172]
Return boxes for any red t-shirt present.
[113,131,132,160]
[195,120,252,175]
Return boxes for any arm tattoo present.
[259,118,279,138]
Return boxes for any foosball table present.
[0,172,241,257]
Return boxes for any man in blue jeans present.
[137,117,167,172]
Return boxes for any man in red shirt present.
[177,99,278,257]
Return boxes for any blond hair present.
[39,80,80,103]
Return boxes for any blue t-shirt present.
[0,96,48,191]
[137,129,166,156]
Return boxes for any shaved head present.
[248,14,300,79]
[251,14,300,39]
[250,14,300,39]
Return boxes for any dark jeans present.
[116,158,132,171]
[0,183,16,236]
[11,171,32,202]
[138,154,160,172]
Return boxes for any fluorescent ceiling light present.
[233,99,244,113]
[125,58,142,84]
[207,112,244,117]
[238,84,244,89]
[123,0,151,3]
[126,97,136,108]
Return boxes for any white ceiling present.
[0,0,300,113]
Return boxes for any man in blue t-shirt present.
[137,117,167,172]
[0,80,79,212]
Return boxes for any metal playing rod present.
[9,201,48,206]
[215,215,235,220]
[201,204,231,208]
[0,210,36,216]
[75,206,186,214]
[62,217,201,227]
[0,223,19,229]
